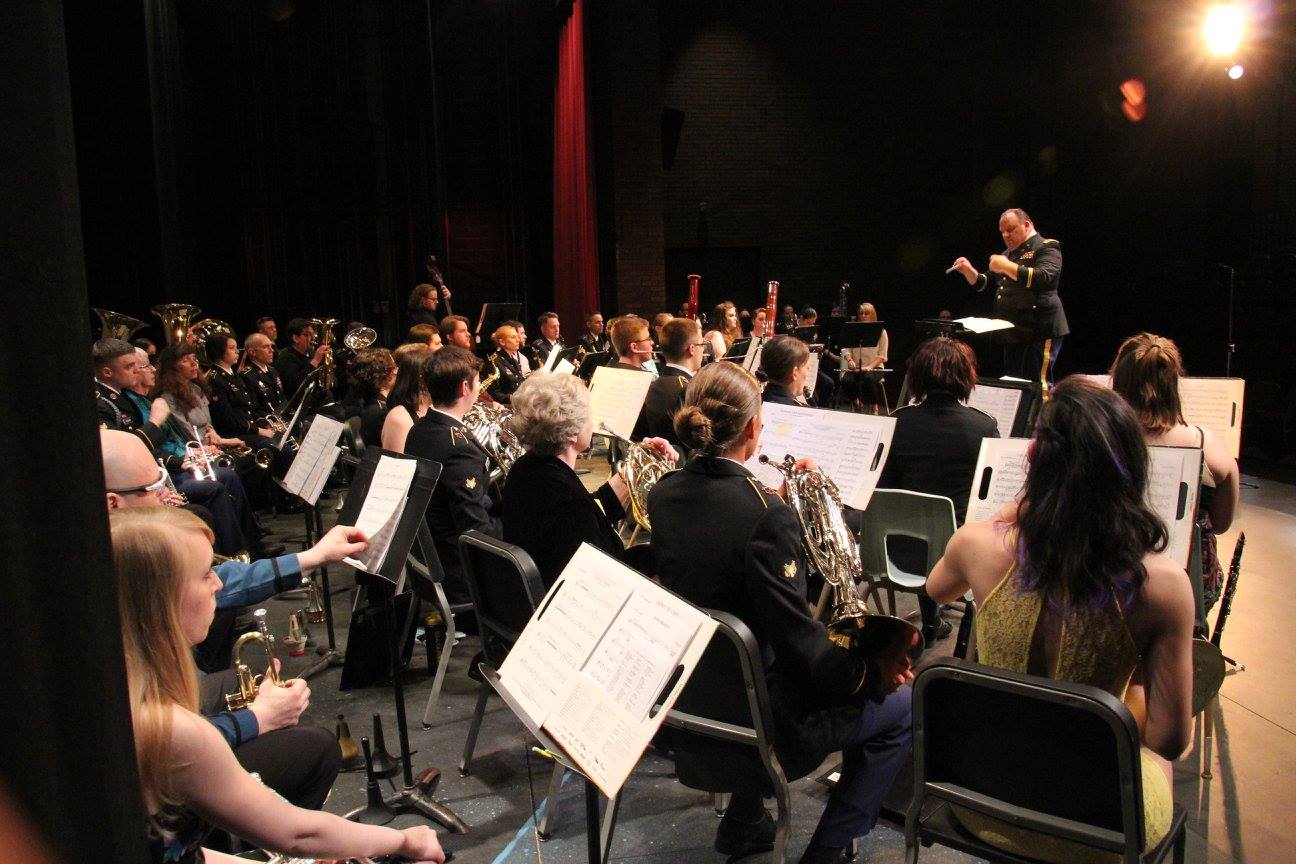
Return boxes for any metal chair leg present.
[420,582,457,728]
[458,682,490,776]
[771,782,790,864]
[536,766,566,840]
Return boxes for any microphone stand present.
[1220,264,1236,377]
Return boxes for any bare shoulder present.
[168,705,225,761]
[1131,553,1195,633]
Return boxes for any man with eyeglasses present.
[609,314,657,373]
[99,428,368,811]
[633,317,703,448]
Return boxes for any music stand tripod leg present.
[420,580,457,728]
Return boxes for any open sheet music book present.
[745,403,895,511]
[341,455,417,575]
[588,366,655,440]
[1178,377,1245,459]
[280,414,345,505]
[965,438,1203,567]
[954,316,1015,334]
[966,382,1026,438]
[497,544,716,797]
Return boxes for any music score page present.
[281,414,344,505]
[966,382,1025,437]
[342,455,416,576]
[588,366,655,440]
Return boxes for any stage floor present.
[255,459,1292,863]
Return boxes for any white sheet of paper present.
[499,545,641,725]
[542,344,564,372]
[967,382,1025,437]
[1081,373,1113,388]
[745,403,896,510]
[955,316,1015,334]
[543,674,643,797]
[965,437,1031,525]
[588,366,655,440]
[742,337,765,372]
[966,438,1202,567]
[553,358,575,376]
[342,455,417,575]
[282,414,345,505]
[1178,377,1245,459]
[804,351,821,397]
[1147,445,1203,567]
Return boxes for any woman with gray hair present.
[502,372,675,585]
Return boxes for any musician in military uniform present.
[759,335,814,407]
[205,334,276,444]
[648,362,913,864]
[403,346,501,605]
[578,310,610,354]
[632,317,703,446]
[274,318,333,414]
[484,324,527,404]
[951,207,1067,386]
[242,332,284,415]
[530,311,564,365]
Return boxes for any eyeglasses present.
[107,466,169,496]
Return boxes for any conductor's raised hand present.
[950,256,978,285]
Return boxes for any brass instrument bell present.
[343,326,378,351]
[304,575,326,624]
[93,308,148,342]
[224,608,285,710]
[151,302,201,347]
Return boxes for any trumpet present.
[597,423,673,541]
[225,608,289,710]
[759,454,918,688]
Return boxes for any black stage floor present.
[251,457,1292,864]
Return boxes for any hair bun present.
[675,405,714,450]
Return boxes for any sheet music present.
[542,344,563,373]
[966,439,1202,567]
[588,366,655,440]
[1081,373,1113,388]
[1147,445,1202,567]
[967,382,1025,436]
[342,456,416,575]
[496,543,716,797]
[745,403,896,510]
[553,358,575,376]
[965,438,1030,524]
[281,415,344,505]
[742,337,765,372]
[955,316,1015,334]
[805,351,821,397]
[1179,377,1245,459]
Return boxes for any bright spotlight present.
[1204,5,1245,56]
[1228,63,1245,79]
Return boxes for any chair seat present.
[886,566,928,589]
[915,795,1187,864]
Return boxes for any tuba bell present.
[760,454,918,686]
[151,303,201,347]
[343,326,377,351]
[93,308,148,342]
[598,423,673,543]
[190,318,235,365]
[225,608,288,710]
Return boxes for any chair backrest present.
[457,531,546,668]
[912,658,1145,858]
[665,610,784,794]
[860,489,957,581]
[346,415,366,456]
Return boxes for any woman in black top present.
[347,347,396,450]
[502,372,674,586]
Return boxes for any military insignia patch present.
[1020,251,1035,261]
[465,477,477,490]
[783,560,797,579]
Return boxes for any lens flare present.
[1204,5,1245,56]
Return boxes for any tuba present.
[462,400,525,480]
[598,423,673,540]
[225,608,288,710]
[760,454,918,679]
[152,303,201,346]
[190,318,235,364]
[93,308,148,342]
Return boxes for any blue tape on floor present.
[491,770,572,863]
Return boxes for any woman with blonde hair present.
[703,300,743,359]
[111,507,443,863]
[1109,332,1239,611]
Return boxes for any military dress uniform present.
[403,409,501,604]
[973,232,1067,385]
[631,365,691,446]
[208,365,268,439]
[648,457,912,850]
[530,337,564,367]
[243,362,284,415]
[96,379,170,457]
[485,350,525,404]
[578,332,610,355]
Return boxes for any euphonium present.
[462,399,525,479]
[598,423,673,535]
[760,454,918,671]
[343,326,377,351]
[225,608,288,710]
[190,318,235,365]
[151,302,201,346]
[93,308,148,342]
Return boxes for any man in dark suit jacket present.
[632,317,703,445]
[403,346,501,604]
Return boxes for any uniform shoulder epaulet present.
[967,404,997,423]
[1040,237,1059,245]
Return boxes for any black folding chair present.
[664,610,793,864]
[409,522,474,727]
[906,658,1187,864]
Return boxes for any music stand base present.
[298,648,344,680]
[383,787,470,835]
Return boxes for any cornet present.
[225,608,290,710]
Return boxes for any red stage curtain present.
[553,0,599,335]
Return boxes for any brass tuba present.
[93,308,148,342]
[151,303,201,346]
[760,454,918,678]
[225,608,288,710]
[598,423,673,541]
[462,399,525,481]
[190,318,235,364]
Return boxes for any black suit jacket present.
[974,232,1068,341]
[632,366,691,445]
[403,409,501,600]
[486,350,526,404]
[95,380,180,470]
[879,389,999,524]
[649,457,869,776]
[502,451,625,588]
[761,382,802,407]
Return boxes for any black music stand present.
[547,344,583,372]
[792,324,819,344]
[576,350,611,380]
[337,448,469,835]
[722,337,752,361]
[475,302,522,346]
[971,377,1039,437]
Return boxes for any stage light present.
[1228,63,1245,79]
[1204,5,1245,57]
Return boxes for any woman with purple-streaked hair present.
[927,376,1193,863]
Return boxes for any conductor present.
[950,208,1067,388]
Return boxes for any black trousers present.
[199,670,342,809]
